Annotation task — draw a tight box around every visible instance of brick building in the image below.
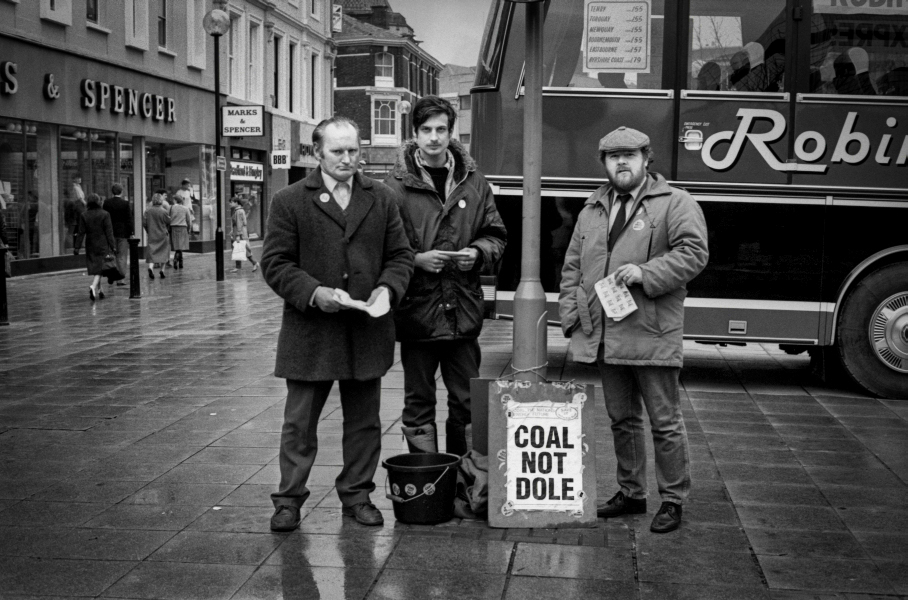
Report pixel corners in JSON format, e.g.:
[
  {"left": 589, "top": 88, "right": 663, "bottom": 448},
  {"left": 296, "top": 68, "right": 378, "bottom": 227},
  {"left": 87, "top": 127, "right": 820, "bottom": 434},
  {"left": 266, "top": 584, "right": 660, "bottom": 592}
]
[{"left": 333, "top": 0, "right": 442, "bottom": 176}]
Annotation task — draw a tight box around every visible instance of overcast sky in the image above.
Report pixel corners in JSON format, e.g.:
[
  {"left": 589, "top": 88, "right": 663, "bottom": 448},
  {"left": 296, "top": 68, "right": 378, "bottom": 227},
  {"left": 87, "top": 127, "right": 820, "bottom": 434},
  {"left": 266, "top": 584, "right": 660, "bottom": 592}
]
[{"left": 390, "top": 0, "right": 494, "bottom": 67}]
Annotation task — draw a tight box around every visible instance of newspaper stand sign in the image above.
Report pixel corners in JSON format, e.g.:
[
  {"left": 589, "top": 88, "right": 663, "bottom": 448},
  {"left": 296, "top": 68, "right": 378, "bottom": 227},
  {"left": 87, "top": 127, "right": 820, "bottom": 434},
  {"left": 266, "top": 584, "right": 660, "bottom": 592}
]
[{"left": 488, "top": 381, "right": 597, "bottom": 529}]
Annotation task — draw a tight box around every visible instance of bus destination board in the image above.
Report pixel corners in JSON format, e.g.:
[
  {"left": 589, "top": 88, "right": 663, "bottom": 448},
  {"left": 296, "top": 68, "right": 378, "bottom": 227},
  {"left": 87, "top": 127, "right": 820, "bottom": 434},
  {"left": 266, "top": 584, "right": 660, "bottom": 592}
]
[{"left": 583, "top": 0, "right": 651, "bottom": 75}]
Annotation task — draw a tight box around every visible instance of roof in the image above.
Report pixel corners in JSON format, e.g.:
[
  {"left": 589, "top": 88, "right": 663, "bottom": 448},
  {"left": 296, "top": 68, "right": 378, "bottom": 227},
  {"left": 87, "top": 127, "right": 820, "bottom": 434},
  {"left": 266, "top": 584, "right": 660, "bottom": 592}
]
[
  {"left": 335, "top": 14, "right": 404, "bottom": 42},
  {"left": 336, "top": 0, "right": 391, "bottom": 14},
  {"left": 442, "top": 64, "right": 476, "bottom": 76}
]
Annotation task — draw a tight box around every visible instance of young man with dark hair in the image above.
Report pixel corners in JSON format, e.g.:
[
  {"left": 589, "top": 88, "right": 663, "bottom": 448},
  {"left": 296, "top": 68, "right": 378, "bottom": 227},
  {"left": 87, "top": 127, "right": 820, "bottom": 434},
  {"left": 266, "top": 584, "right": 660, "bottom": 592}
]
[{"left": 384, "top": 95, "right": 507, "bottom": 456}]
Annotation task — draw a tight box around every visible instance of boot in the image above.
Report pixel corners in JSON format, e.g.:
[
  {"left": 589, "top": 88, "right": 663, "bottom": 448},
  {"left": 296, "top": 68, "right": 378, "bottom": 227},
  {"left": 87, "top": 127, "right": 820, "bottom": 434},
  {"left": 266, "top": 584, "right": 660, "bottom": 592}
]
[
  {"left": 401, "top": 424, "right": 437, "bottom": 453},
  {"left": 445, "top": 422, "right": 469, "bottom": 457}
]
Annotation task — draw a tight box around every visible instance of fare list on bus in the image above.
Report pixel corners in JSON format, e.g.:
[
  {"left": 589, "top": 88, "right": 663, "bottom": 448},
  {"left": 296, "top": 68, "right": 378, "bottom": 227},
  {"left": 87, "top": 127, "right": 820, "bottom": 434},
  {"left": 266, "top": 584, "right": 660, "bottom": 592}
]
[
  {"left": 583, "top": 0, "right": 651, "bottom": 75},
  {"left": 506, "top": 396, "right": 585, "bottom": 512}
]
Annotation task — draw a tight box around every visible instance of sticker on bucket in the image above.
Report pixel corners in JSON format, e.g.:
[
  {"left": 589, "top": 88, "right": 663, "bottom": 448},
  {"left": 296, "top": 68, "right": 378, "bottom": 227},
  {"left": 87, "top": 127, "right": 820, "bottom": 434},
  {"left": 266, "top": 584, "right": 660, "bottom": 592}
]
[
  {"left": 405, "top": 484, "right": 417, "bottom": 496},
  {"left": 392, "top": 483, "right": 400, "bottom": 496},
  {"left": 423, "top": 483, "right": 436, "bottom": 496}
]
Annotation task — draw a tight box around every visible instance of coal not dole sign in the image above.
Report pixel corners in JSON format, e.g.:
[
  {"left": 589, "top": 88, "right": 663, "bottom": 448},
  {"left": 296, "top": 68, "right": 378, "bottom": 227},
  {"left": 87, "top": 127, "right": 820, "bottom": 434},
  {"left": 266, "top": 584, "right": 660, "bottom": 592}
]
[
  {"left": 488, "top": 381, "right": 598, "bottom": 528},
  {"left": 222, "top": 105, "right": 264, "bottom": 137}
]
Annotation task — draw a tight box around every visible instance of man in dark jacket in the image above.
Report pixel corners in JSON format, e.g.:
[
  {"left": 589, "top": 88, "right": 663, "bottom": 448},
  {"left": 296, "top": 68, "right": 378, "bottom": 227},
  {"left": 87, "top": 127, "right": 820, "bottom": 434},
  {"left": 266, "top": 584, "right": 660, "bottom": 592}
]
[
  {"left": 559, "top": 127, "right": 708, "bottom": 533},
  {"left": 261, "top": 116, "right": 413, "bottom": 532},
  {"left": 103, "top": 183, "right": 133, "bottom": 285},
  {"left": 384, "top": 96, "right": 507, "bottom": 457}
]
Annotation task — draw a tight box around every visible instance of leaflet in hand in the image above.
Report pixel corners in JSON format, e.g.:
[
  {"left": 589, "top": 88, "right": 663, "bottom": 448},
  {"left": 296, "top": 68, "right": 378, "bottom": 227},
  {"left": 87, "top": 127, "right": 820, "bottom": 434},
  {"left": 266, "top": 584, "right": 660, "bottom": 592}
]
[
  {"left": 594, "top": 274, "right": 638, "bottom": 322},
  {"left": 333, "top": 287, "right": 390, "bottom": 318}
]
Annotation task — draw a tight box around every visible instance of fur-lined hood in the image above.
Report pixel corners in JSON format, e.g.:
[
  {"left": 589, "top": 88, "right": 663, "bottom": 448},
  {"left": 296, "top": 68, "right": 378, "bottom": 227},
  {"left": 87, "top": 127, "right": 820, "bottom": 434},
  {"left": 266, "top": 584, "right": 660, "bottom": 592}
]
[{"left": 388, "top": 138, "right": 477, "bottom": 189}]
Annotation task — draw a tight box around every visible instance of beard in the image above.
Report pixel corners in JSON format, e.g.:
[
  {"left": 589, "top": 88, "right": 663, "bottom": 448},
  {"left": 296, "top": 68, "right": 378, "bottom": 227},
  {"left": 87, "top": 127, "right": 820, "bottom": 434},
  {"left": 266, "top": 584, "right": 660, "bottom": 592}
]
[{"left": 607, "top": 167, "right": 646, "bottom": 192}]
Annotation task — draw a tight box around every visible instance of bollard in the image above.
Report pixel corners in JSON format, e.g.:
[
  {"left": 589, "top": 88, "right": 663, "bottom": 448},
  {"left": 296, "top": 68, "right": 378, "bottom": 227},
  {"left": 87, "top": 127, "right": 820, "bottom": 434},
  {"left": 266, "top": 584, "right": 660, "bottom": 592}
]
[
  {"left": 128, "top": 238, "right": 141, "bottom": 299},
  {"left": 0, "top": 246, "right": 8, "bottom": 326}
]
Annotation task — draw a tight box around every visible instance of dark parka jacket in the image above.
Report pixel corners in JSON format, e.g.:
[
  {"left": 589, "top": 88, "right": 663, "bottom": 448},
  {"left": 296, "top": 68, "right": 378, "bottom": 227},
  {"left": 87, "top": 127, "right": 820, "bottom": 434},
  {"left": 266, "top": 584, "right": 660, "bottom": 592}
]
[
  {"left": 558, "top": 173, "right": 708, "bottom": 367},
  {"left": 261, "top": 169, "right": 414, "bottom": 381},
  {"left": 384, "top": 139, "right": 507, "bottom": 342}
]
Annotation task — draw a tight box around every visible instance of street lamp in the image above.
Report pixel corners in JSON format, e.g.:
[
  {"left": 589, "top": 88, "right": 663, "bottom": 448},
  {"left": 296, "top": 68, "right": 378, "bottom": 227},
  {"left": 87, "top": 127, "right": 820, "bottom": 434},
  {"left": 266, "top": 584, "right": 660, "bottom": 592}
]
[{"left": 203, "top": 7, "right": 230, "bottom": 282}]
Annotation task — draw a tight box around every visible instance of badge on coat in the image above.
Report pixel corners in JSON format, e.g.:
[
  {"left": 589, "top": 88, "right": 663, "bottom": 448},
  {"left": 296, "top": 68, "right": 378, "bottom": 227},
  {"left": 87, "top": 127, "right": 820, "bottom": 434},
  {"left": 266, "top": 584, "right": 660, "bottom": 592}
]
[
  {"left": 458, "top": 199, "right": 466, "bottom": 209},
  {"left": 632, "top": 219, "right": 645, "bottom": 231},
  {"left": 319, "top": 193, "right": 330, "bottom": 203}
]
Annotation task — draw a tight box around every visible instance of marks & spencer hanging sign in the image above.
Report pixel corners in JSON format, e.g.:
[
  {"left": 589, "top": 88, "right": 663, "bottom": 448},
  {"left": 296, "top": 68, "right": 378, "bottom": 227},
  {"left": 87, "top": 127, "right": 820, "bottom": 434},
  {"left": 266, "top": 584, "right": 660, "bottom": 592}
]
[
  {"left": 488, "top": 381, "right": 598, "bottom": 529},
  {"left": 222, "top": 106, "right": 264, "bottom": 137}
]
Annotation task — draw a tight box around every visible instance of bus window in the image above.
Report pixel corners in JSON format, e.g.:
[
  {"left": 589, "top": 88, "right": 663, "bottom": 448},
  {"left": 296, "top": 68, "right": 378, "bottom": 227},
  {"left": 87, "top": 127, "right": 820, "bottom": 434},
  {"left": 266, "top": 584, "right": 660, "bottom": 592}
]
[
  {"left": 543, "top": 0, "right": 666, "bottom": 89},
  {"left": 809, "top": 0, "right": 908, "bottom": 96},
  {"left": 474, "top": 0, "right": 514, "bottom": 90},
  {"left": 688, "top": 0, "right": 786, "bottom": 92}
]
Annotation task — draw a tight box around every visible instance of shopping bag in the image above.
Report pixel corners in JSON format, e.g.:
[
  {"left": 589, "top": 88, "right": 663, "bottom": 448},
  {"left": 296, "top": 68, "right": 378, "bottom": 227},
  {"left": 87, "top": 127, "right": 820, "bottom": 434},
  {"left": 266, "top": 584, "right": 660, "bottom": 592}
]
[
  {"left": 231, "top": 239, "right": 247, "bottom": 262},
  {"left": 100, "top": 253, "right": 124, "bottom": 281}
]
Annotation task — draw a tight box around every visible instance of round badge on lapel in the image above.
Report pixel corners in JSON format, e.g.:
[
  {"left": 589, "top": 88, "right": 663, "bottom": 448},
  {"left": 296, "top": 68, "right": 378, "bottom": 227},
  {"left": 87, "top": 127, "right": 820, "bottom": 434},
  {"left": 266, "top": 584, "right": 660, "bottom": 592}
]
[
  {"left": 319, "top": 193, "right": 330, "bottom": 203},
  {"left": 632, "top": 219, "right": 645, "bottom": 231},
  {"left": 458, "top": 199, "right": 466, "bottom": 209}
]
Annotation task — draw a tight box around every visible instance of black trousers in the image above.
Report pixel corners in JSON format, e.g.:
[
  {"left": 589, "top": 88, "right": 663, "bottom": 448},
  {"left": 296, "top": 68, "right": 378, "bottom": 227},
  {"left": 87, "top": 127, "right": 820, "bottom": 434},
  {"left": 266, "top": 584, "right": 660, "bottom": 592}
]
[{"left": 271, "top": 378, "right": 382, "bottom": 509}]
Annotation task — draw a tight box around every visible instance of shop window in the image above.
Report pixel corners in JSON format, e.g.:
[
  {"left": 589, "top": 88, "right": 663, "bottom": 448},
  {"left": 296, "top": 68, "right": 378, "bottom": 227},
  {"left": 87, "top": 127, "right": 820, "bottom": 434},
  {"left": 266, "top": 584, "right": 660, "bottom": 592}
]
[
  {"left": 125, "top": 0, "right": 149, "bottom": 51},
  {"left": 809, "top": 1, "right": 908, "bottom": 96},
  {"left": 40, "top": 0, "right": 72, "bottom": 26},
  {"left": 375, "top": 52, "right": 394, "bottom": 87},
  {"left": 687, "top": 0, "right": 785, "bottom": 92}
]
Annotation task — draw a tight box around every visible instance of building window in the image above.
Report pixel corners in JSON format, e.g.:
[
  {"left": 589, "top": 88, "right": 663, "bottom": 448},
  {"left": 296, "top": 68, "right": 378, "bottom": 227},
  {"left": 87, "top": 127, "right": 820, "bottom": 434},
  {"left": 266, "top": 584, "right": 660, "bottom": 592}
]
[
  {"left": 125, "top": 0, "right": 148, "bottom": 50},
  {"left": 375, "top": 52, "right": 394, "bottom": 88},
  {"left": 86, "top": 0, "right": 98, "bottom": 23},
  {"left": 459, "top": 94, "right": 471, "bottom": 110},
  {"left": 157, "top": 0, "right": 166, "bottom": 48},
  {"left": 310, "top": 52, "right": 318, "bottom": 119},
  {"left": 248, "top": 20, "right": 261, "bottom": 101},
  {"left": 273, "top": 35, "right": 282, "bottom": 109},
  {"left": 289, "top": 41, "right": 299, "bottom": 114},
  {"left": 41, "top": 0, "right": 73, "bottom": 26},
  {"left": 310, "top": 0, "right": 318, "bottom": 17},
  {"left": 228, "top": 14, "right": 240, "bottom": 95},
  {"left": 372, "top": 99, "right": 397, "bottom": 145},
  {"left": 460, "top": 133, "right": 471, "bottom": 145},
  {"left": 186, "top": 0, "right": 206, "bottom": 69}
]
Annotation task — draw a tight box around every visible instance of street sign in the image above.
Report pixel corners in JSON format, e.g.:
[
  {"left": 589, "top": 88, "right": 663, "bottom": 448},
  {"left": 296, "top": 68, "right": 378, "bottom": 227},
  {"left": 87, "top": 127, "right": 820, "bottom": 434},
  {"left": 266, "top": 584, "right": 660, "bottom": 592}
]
[
  {"left": 216, "top": 156, "right": 227, "bottom": 172},
  {"left": 271, "top": 150, "right": 291, "bottom": 169},
  {"left": 222, "top": 105, "right": 264, "bottom": 137}
]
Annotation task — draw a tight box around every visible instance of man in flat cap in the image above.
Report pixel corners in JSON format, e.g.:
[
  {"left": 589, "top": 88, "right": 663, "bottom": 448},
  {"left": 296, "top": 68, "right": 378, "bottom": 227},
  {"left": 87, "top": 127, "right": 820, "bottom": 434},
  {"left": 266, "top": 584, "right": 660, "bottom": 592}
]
[{"left": 558, "top": 126, "right": 708, "bottom": 533}]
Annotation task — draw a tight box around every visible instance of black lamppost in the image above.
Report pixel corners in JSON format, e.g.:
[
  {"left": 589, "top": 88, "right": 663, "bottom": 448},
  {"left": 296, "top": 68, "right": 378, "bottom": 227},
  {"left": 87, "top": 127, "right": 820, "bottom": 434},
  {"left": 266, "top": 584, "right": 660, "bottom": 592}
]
[{"left": 203, "top": 7, "right": 230, "bottom": 282}]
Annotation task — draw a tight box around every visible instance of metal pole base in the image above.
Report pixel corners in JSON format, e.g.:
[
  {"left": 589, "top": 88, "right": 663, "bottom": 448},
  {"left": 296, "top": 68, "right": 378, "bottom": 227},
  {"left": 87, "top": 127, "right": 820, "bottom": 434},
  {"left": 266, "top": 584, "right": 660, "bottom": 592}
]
[
  {"left": 215, "top": 228, "right": 225, "bottom": 281},
  {"left": 128, "top": 238, "right": 142, "bottom": 299},
  {"left": 513, "top": 279, "right": 547, "bottom": 381},
  {"left": 0, "top": 247, "right": 9, "bottom": 325}
]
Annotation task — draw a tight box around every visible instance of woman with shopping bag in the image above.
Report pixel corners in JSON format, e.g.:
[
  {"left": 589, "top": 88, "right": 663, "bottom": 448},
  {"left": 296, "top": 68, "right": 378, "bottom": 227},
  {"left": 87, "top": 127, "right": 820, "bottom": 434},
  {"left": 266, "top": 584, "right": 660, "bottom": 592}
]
[
  {"left": 73, "top": 193, "right": 116, "bottom": 301},
  {"left": 229, "top": 196, "right": 258, "bottom": 273}
]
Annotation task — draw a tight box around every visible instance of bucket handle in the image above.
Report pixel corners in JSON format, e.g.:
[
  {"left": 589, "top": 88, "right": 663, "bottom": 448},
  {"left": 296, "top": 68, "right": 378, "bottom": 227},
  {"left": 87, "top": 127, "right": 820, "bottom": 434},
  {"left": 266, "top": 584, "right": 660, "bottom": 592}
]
[{"left": 384, "top": 465, "right": 451, "bottom": 504}]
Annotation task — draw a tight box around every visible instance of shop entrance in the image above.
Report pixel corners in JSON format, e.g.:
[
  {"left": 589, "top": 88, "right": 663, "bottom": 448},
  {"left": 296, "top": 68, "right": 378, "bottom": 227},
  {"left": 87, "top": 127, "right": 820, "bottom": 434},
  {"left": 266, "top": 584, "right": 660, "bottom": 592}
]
[{"left": 230, "top": 181, "right": 262, "bottom": 240}]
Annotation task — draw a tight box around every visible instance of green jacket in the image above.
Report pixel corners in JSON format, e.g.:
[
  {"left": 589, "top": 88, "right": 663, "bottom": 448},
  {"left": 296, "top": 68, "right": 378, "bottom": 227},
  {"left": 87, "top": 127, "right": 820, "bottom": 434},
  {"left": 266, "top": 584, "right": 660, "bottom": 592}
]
[{"left": 558, "top": 173, "right": 708, "bottom": 367}]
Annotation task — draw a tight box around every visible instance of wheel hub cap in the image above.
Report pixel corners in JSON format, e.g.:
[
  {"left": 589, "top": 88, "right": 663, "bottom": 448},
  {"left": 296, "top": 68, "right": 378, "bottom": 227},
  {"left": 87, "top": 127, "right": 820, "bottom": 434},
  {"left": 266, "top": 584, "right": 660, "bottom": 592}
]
[{"left": 870, "top": 292, "right": 908, "bottom": 373}]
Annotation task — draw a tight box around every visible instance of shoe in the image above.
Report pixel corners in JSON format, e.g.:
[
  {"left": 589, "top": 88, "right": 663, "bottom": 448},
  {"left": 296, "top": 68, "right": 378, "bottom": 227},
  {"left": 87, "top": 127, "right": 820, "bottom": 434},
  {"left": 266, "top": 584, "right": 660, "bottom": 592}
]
[
  {"left": 270, "top": 505, "right": 301, "bottom": 532},
  {"left": 342, "top": 502, "right": 384, "bottom": 526},
  {"left": 230, "top": 268, "right": 239, "bottom": 273},
  {"left": 650, "top": 502, "right": 682, "bottom": 533},
  {"left": 89, "top": 286, "right": 96, "bottom": 301},
  {"left": 597, "top": 491, "right": 647, "bottom": 518},
  {"left": 98, "top": 289, "right": 105, "bottom": 299},
  {"left": 159, "top": 271, "right": 165, "bottom": 279},
  {"left": 116, "top": 281, "right": 126, "bottom": 286},
  {"left": 252, "top": 263, "right": 258, "bottom": 272},
  {"left": 148, "top": 268, "right": 154, "bottom": 280}
]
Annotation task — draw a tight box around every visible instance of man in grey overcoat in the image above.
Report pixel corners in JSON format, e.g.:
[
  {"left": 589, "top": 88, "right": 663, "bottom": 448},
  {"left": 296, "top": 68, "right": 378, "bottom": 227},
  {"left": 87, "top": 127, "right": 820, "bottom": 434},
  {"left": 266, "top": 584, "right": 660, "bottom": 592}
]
[
  {"left": 261, "top": 117, "right": 414, "bottom": 531},
  {"left": 559, "top": 127, "right": 708, "bottom": 533}
]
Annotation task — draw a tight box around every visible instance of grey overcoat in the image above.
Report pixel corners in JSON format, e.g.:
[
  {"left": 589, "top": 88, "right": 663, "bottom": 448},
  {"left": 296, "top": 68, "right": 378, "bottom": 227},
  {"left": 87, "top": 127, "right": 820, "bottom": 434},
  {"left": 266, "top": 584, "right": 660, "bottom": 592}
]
[{"left": 261, "top": 168, "right": 414, "bottom": 381}]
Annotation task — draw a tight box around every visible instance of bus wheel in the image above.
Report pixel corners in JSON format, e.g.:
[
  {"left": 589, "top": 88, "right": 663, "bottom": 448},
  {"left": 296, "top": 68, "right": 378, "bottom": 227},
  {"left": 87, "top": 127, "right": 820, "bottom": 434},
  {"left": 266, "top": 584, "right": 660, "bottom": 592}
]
[{"left": 837, "top": 262, "right": 908, "bottom": 399}]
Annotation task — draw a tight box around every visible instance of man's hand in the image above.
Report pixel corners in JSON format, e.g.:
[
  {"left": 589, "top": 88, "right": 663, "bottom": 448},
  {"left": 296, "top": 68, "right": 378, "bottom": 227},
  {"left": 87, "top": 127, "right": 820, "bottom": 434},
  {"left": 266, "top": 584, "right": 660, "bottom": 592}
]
[
  {"left": 454, "top": 247, "right": 479, "bottom": 271},
  {"left": 613, "top": 264, "right": 643, "bottom": 286},
  {"left": 415, "top": 250, "right": 451, "bottom": 274},
  {"left": 366, "top": 285, "right": 390, "bottom": 307},
  {"left": 313, "top": 286, "right": 345, "bottom": 313}
]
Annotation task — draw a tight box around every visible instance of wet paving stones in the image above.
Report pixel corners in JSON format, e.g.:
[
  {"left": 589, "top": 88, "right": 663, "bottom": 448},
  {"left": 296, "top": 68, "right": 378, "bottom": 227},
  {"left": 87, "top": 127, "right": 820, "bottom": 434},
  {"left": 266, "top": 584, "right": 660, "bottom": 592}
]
[{"left": 0, "top": 254, "right": 906, "bottom": 597}]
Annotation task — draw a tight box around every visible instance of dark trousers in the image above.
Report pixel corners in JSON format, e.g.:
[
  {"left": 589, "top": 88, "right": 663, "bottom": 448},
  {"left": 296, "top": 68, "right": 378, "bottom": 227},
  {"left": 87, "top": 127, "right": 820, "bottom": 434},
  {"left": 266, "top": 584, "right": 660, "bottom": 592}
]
[
  {"left": 400, "top": 338, "right": 480, "bottom": 455},
  {"left": 271, "top": 378, "right": 382, "bottom": 509}
]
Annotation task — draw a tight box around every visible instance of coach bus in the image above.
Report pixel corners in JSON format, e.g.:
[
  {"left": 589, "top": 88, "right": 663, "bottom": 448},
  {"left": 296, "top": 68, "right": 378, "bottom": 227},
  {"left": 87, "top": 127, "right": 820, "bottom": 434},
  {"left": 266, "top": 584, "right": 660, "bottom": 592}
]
[{"left": 470, "top": 0, "right": 908, "bottom": 398}]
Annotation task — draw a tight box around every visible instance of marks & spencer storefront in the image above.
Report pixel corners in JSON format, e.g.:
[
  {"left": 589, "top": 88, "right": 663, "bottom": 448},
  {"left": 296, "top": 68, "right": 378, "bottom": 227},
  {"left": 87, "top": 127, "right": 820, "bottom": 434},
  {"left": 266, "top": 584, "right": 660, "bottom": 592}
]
[{"left": 0, "top": 37, "right": 216, "bottom": 276}]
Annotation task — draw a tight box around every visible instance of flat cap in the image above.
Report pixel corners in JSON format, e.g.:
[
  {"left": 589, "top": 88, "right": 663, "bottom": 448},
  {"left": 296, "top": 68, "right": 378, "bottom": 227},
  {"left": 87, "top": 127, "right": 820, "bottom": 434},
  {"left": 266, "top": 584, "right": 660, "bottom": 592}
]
[
  {"left": 598, "top": 126, "right": 650, "bottom": 153},
  {"left": 181, "top": 178, "right": 191, "bottom": 184}
]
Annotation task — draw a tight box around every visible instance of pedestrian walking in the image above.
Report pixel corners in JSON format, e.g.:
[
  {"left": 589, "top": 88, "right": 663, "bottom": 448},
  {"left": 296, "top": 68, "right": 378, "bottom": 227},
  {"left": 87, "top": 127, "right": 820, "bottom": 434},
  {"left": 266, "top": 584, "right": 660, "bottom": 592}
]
[
  {"left": 73, "top": 193, "right": 115, "bottom": 301},
  {"left": 64, "top": 175, "right": 87, "bottom": 252},
  {"left": 169, "top": 196, "right": 193, "bottom": 270},
  {"left": 383, "top": 95, "right": 507, "bottom": 456},
  {"left": 260, "top": 116, "right": 413, "bottom": 532},
  {"left": 102, "top": 183, "right": 133, "bottom": 286},
  {"left": 143, "top": 193, "right": 170, "bottom": 279},
  {"left": 558, "top": 126, "right": 709, "bottom": 533},
  {"left": 229, "top": 196, "right": 258, "bottom": 273}
]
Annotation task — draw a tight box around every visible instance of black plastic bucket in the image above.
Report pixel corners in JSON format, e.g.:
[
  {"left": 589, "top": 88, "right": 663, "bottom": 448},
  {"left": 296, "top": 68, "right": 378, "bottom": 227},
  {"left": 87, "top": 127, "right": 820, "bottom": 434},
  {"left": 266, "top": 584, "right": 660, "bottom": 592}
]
[{"left": 382, "top": 452, "right": 461, "bottom": 525}]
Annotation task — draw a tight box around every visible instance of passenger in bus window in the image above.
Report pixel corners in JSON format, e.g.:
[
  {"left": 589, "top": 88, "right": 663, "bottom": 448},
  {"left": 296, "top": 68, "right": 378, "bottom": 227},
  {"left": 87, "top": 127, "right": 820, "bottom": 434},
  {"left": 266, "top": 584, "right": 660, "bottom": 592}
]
[
  {"left": 878, "top": 67, "right": 908, "bottom": 97},
  {"left": 833, "top": 48, "right": 876, "bottom": 96},
  {"left": 384, "top": 95, "right": 507, "bottom": 462},
  {"left": 695, "top": 61, "right": 722, "bottom": 91},
  {"left": 558, "top": 127, "right": 708, "bottom": 534}
]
